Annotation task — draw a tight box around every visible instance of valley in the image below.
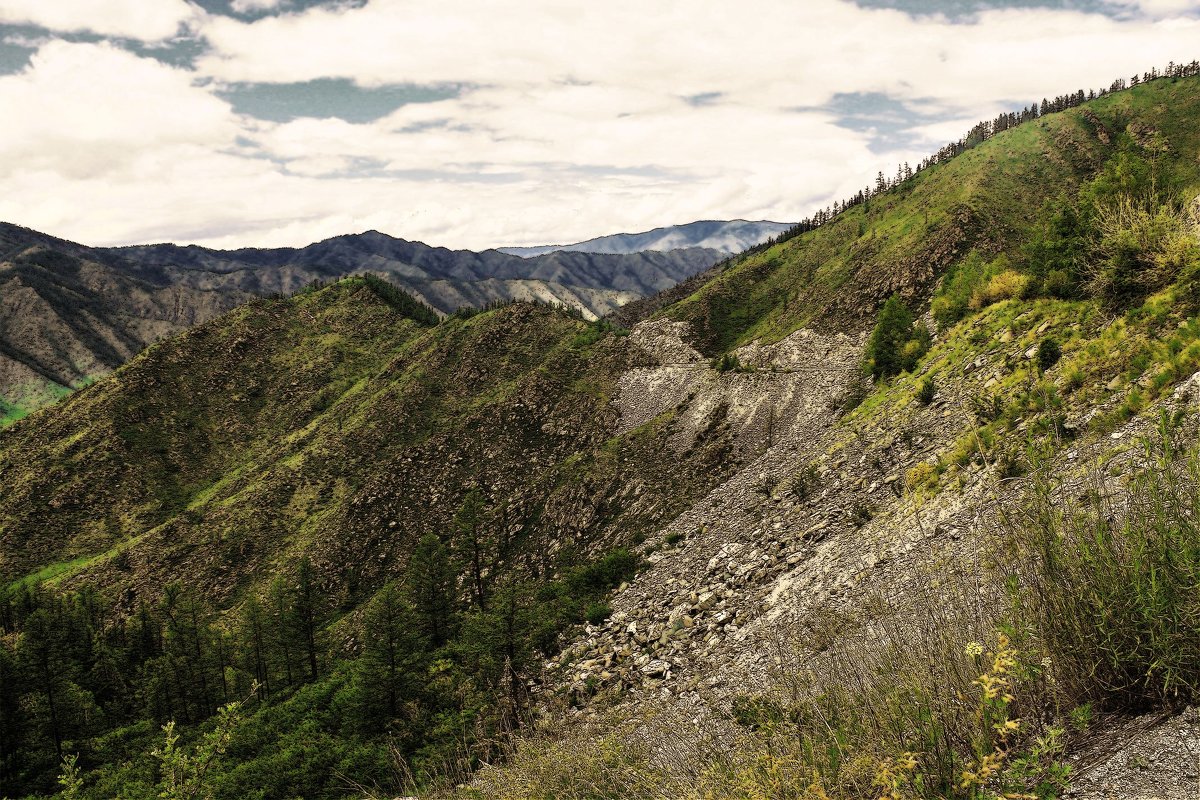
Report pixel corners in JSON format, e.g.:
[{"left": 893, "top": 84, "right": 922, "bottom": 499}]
[{"left": 3, "top": 63, "right": 1200, "bottom": 800}]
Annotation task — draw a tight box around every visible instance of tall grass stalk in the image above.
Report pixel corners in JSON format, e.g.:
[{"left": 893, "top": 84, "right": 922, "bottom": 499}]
[{"left": 1006, "top": 417, "right": 1200, "bottom": 709}]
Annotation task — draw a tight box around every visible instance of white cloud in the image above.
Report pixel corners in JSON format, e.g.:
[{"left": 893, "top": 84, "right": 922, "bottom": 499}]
[
  {"left": 0, "top": 0, "right": 199, "bottom": 41},
  {"left": 1110, "top": 0, "right": 1200, "bottom": 17},
  {"left": 0, "top": 41, "right": 237, "bottom": 180},
  {"left": 230, "top": 0, "right": 287, "bottom": 13},
  {"left": 193, "top": 1, "right": 1200, "bottom": 106},
  {"left": 0, "top": 1, "right": 1198, "bottom": 250}
]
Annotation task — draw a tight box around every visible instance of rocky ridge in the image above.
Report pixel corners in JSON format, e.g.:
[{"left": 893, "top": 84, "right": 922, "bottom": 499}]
[{"left": 541, "top": 311, "right": 1200, "bottom": 798}]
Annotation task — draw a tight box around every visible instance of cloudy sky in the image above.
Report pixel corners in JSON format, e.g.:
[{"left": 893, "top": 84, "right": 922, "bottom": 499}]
[{"left": 0, "top": 0, "right": 1196, "bottom": 250}]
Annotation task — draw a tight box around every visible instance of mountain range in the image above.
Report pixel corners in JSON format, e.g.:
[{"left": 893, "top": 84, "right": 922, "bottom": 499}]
[
  {"left": 0, "top": 221, "right": 785, "bottom": 422},
  {"left": 3, "top": 68, "right": 1200, "bottom": 800},
  {"left": 496, "top": 219, "right": 792, "bottom": 257}
]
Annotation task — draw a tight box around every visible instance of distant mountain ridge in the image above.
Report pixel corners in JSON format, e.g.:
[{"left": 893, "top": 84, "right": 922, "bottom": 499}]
[
  {"left": 497, "top": 219, "right": 793, "bottom": 257},
  {"left": 105, "top": 231, "right": 710, "bottom": 303},
  {"left": 103, "top": 230, "right": 720, "bottom": 308},
  {"left": 0, "top": 222, "right": 738, "bottom": 421},
  {"left": 0, "top": 223, "right": 246, "bottom": 424}
]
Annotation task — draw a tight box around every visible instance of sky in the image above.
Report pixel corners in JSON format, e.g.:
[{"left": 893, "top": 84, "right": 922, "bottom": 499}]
[{"left": 0, "top": 0, "right": 1196, "bottom": 250}]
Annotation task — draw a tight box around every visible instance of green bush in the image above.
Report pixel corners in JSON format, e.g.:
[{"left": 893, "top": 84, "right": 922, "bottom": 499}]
[
  {"left": 1022, "top": 200, "right": 1090, "bottom": 296},
  {"left": 711, "top": 352, "right": 748, "bottom": 373},
  {"left": 1036, "top": 338, "right": 1062, "bottom": 372},
  {"left": 916, "top": 376, "right": 936, "bottom": 405},
  {"left": 1015, "top": 428, "right": 1200, "bottom": 707},
  {"left": 1088, "top": 198, "right": 1199, "bottom": 310},
  {"left": 584, "top": 603, "right": 611, "bottom": 625},
  {"left": 970, "top": 269, "right": 1029, "bottom": 309},
  {"left": 836, "top": 375, "right": 870, "bottom": 413},
  {"left": 865, "top": 295, "right": 928, "bottom": 379},
  {"left": 932, "top": 252, "right": 1017, "bottom": 329}
]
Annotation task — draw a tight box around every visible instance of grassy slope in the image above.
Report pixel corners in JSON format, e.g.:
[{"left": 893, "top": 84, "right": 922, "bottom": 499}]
[
  {"left": 665, "top": 75, "right": 1200, "bottom": 355},
  {"left": 0, "top": 279, "right": 736, "bottom": 610},
  {"left": 5, "top": 73, "right": 1200, "bottom": 800}
]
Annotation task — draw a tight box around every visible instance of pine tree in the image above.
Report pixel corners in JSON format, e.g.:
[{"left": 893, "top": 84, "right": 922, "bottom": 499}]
[
  {"left": 291, "top": 557, "right": 322, "bottom": 682},
  {"left": 0, "top": 642, "right": 25, "bottom": 786},
  {"left": 458, "top": 581, "right": 536, "bottom": 733},
  {"left": 239, "top": 596, "right": 271, "bottom": 698},
  {"left": 407, "top": 533, "right": 458, "bottom": 647},
  {"left": 454, "top": 489, "right": 491, "bottom": 611},
  {"left": 19, "top": 607, "right": 97, "bottom": 761},
  {"left": 267, "top": 576, "right": 296, "bottom": 688},
  {"left": 865, "top": 295, "right": 926, "bottom": 380},
  {"left": 358, "top": 583, "right": 422, "bottom": 725}
]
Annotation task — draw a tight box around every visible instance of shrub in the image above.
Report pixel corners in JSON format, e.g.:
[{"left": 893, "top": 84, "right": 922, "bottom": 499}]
[
  {"left": 995, "top": 444, "right": 1027, "bottom": 480},
  {"left": 904, "top": 461, "right": 938, "bottom": 494},
  {"left": 584, "top": 603, "right": 611, "bottom": 625},
  {"left": 933, "top": 251, "right": 991, "bottom": 329},
  {"left": 916, "top": 376, "right": 936, "bottom": 405},
  {"left": 1036, "top": 338, "right": 1062, "bottom": 372},
  {"left": 1088, "top": 197, "right": 1199, "bottom": 309},
  {"left": 835, "top": 375, "right": 870, "bottom": 413},
  {"left": 571, "top": 319, "right": 628, "bottom": 348},
  {"left": 1013, "top": 429, "right": 1200, "bottom": 707},
  {"left": 1041, "top": 268, "right": 1078, "bottom": 299},
  {"left": 865, "top": 295, "right": 928, "bottom": 379},
  {"left": 969, "top": 269, "right": 1030, "bottom": 310},
  {"left": 564, "top": 549, "right": 641, "bottom": 596},
  {"left": 849, "top": 502, "right": 873, "bottom": 526},
  {"left": 712, "top": 352, "right": 747, "bottom": 373},
  {"left": 789, "top": 463, "right": 821, "bottom": 502}
]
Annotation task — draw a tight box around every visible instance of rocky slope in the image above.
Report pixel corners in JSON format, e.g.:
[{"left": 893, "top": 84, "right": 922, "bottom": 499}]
[
  {"left": 5, "top": 73, "right": 1200, "bottom": 799},
  {"left": 0, "top": 225, "right": 246, "bottom": 424}
]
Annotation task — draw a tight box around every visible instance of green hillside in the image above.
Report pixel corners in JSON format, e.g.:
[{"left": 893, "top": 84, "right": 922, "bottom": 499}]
[
  {"left": 666, "top": 75, "right": 1200, "bottom": 354},
  {"left": 3, "top": 73, "right": 1200, "bottom": 800},
  {"left": 0, "top": 278, "right": 739, "bottom": 798}
]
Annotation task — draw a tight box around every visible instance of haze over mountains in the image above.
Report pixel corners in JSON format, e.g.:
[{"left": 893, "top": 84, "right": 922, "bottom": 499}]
[
  {"left": 497, "top": 219, "right": 792, "bottom": 258},
  {"left": 0, "top": 219, "right": 785, "bottom": 422}
]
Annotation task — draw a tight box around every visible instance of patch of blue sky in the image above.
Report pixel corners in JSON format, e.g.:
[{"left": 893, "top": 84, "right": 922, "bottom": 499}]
[
  {"left": 191, "top": 0, "right": 367, "bottom": 20},
  {"left": 0, "top": 22, "right": 207, "bottom": 71},
  {"left": 0, "top": 33, "right": 37, "bottom": 74},
  {"left": 683, "top": 92, "right": 724, "bottom": 107},
  {"left": 848, "top": 0, "right": 1142, "bottom": 20},
  {"left": 219, "top": 78, "right": 463, "bottom": 124},
  {"left": 796, "top": 91, "right": 955, "bottom": 153}
]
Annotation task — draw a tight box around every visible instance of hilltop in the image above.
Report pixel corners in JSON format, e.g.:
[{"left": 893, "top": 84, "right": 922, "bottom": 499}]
[{"left": 2, "top": 69, "right": 1200, "bottom": 799}]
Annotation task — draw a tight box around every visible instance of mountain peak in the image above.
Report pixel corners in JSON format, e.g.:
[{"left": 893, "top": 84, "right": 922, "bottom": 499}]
[{"left": 497, "top": 219, "right": 794, "bottom": 257}]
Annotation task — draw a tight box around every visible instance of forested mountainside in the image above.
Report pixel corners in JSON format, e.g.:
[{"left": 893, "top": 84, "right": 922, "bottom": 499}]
[
  {"left": 0, "top": 226, "right": 723, "bottom": 423},
  {"left": 3, "top": 68, "right": 1200, "bottom": 800},
  {"left": 496, "top": 220, "right": 792, "bottom": 258}
]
